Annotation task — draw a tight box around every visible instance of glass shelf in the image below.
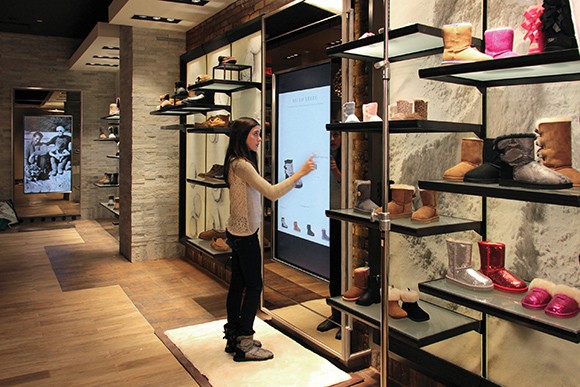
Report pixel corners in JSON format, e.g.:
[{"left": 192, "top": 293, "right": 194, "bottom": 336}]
[
  {"left": 186, "top": 177, "right": 227, "bottom": 188},
  {"left": 326, "top": 208, "right": 481, "bottom": 237},
  {"left": 150, "top": 103, "right": 231, "bottom": 116},
  {"left": 325, "top": 23, "right": 477, "bottom": 63},
  {"left": 419, "top": 279, "right": 580, "bottom": 343},
  {"left": 94, "top": 183, "right": 119, "bottom": 188},
  {"left": 326, "top": 120, "right": 482, "bottom": 135},
  {"left": 419, "top": 180, "right": 580, "bottom": 207},
  {"left": 183, "top": 237, "right": 231, "bottom": 259},
  {"left": 106, "top": 155, "right": 119, "bottom": 159},
  {"left": 99, "top": 202, "right": 119, "bottom": 217},
  {"left": 190, "top": 79, "right": 261, "bottom": 94},
  {"left": 418, "top": 49, "right": 580, "bottom": 87},
  {"left": 101, "top": 114, "right": 120, "bottom": 120},
  {"left": 327, "top": 296, "right": 480, "bottom": 347},
  {"left": 94, "top": 138, "right": 118, "bottom": 142},
  {"left": 159, "top": 124, "right": 231, "bottom": 134}
]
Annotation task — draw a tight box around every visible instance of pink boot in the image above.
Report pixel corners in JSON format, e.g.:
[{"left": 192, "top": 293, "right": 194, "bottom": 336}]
[
  {"left": 484, "top": 28, "right": 519, "bottom": 59},
  {"left": 362, "top": 102, "right": 382, "bottom": 122},
  {"left": 521, "top": 4, "right": 545, "bottom": 54},
  {"left": 478, "top": 241, "right": 528, "bottom": 293}
]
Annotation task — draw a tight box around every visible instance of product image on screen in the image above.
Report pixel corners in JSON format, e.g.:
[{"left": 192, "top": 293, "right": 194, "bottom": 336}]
[
  {"left": 275, "top": 62, "right": 331, "bottom": 279},
  {"left": 23, "top": 115, "right": 73, "bottom": 194}
]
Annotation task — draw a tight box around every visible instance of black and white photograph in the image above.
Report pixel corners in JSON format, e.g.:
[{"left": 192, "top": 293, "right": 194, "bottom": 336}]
[{"left": 23, "top": 115, "right": 73, "bottom": 194}]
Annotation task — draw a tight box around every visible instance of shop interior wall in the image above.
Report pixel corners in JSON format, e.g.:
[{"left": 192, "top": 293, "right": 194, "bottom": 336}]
[
  {"left": 0, "top": 31, "right": 118, "bottom": 219},
  {"left": 387, "top": 0, "right": 579, "bottom": 385}
]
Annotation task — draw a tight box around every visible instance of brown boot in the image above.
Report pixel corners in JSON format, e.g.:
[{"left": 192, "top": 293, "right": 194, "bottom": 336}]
[
  {"left": 443, "top": 138, "right": 483, "bottom": 181},
  {"left": 387, "top": 184, "right": 414, "bottom": 218},
  {"left": 388, "top": 286, "right": 408, "bottom": 319},
  {"left": 342, "top": 266, "right": 369, "bottom": 301},
  {"left": 535, "top": 118, "right": 580, "bottom": 187},
  {"left": 442, "top": 23, "right": 493, "bottom": 64},
  {"left": 411, "top": 189, "right": 439, "bottom": 223}
]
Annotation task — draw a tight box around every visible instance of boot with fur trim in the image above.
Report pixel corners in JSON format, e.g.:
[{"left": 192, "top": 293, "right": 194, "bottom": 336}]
[
  {"left": 233, "top": 335, "right": 273, "bottom": 362},
  {"left": 442, "top": 22, "right": 493, "bottom": 63},
  {"left": 354, "top": 180, "right": 379, "bottom": 214},
  {"left": 544, "top": 284, "right": 580, "bottom": 318},
  {"left": 356, "top": 274, "right": 381, "bottom": 306},
  {"left": 444, "top": 137, "right": 483, "bottom": 181},
  {"left": 388, "top": 286, "right": 408, "bottom": 319},
  {"left": 521, "top": 278, "right": 556, "bottom": 310},
  {"left": 387, "top": 184, "right": 415, "bottom": 218},
  {"left": 343, "top": 266, "right": 369, "bottom": 301},
  {"left": 411, "top": 189, "right": 439, "bottom": 223},
  {"left": 400, "top": 289, "right": 430, "bottom": 322},
  {"left": 535, "top": 117, "right": 580, "bottom": 187}
]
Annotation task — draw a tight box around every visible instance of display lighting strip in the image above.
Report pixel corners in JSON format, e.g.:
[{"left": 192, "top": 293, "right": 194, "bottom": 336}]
[
  {"left": 86, "top": 62, "right": 119, "bottom": 67},
  {"left": 93, "top": 55, "right": 120, "bottom": 60},
  {"left": 286, "top": 53, "right": 300, "bottom": 60},
  {"left": 132, "top": 15, "right": 181, "bottom": 24},
  {"left": 162, "top": 0, "right": 208, "bottom": 5},
  {"left": 102, "top": 45, "right": 120, "bottom": 50}
]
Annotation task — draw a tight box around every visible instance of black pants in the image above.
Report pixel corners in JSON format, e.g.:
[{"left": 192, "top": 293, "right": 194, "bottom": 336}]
[{"left": 226, "top": 229, "right": 262, "bottom": 336}]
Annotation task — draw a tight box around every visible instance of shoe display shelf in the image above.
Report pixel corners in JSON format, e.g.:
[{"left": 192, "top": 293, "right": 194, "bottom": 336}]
[
  {"left": 186, "top": 177, "right": 227, "bottom": 189},
  {"left": 95, "top": 114, "right": 120, "bottom": 219},
  {"left": 94, "top": 182, "right": 119, "bottom": 188},
  {"left": 182, "top": 237, "right": 232, "bottom": 284},
  {"left": 150, "top": 103, "right": 231, "bottom": 116},
  {"left": 99, "top": 201, "right": 119, "bottom": 217},
  {"left": 326, "top": 120, "right": 482, "bottom": 136},
  {"left": 212, "top": 63, "right": 253, "bottom": 81}
]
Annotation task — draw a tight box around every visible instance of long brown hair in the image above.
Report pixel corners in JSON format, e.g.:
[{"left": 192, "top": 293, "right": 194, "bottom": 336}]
[{"left": 223, "top": 117, "right": 259, "bottom": 186}]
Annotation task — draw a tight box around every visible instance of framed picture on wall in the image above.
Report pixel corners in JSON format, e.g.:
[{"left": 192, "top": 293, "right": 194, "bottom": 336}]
[{"left": 23, "top": 115, "right": 73, "bottom": 194}]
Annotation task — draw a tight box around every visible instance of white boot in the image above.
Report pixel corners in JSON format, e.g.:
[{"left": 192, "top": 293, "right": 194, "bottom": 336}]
[
  {"left": 363, "top": 102, "right": 382, "bottom": 122},
  {"left": 343, "top": 101, "right": 360, "bottom": 123}
]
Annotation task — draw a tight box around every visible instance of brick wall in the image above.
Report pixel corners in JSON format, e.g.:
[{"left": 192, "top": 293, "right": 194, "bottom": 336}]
[
  {"left": 0, "top": 32, "right": 118, "bottom": 219},
  {"left": 118, "top": 26, "right": 185, "bottom": 261}
]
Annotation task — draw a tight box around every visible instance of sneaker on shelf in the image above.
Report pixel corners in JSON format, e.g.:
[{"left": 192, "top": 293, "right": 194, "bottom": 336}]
[
  {"left": 218, "top": 56, "right": 237, "bottom": 65},
  {"left": 198, "top": 164, "right": 224, "bottom": 181}
]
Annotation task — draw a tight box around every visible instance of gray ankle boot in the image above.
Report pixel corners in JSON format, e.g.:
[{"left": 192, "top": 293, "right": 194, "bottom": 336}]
[
  {"left": 493, "top": 133, "right": 572, "bottom": 189},
  {"left": 233, "top": 335, "right": 273, "bottom": 362},
  {"left": 353, "top": 180, "right": 379, "bottom": 214}
]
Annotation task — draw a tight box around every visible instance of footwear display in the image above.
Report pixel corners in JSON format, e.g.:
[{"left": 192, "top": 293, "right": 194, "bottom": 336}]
[
  {"left": 198, "top": 164, "right": 224, "bottom": 181},
  {"left": 400, "top": 289, "right": 430, "bottom": 322},
  {"left": 343, "top": 101, "right": 360, "bottom": 122},
  {"left": 109, "top": 102, "right": 119, "bottom": 116},
  {"left": 194, "top": 114, "right": 230, "bottom": 129},
  {"left": 484, "top": 27, "right": 519, "bottom": 58},
  {"left": 411, "top": 189, "right": 439, "bottom": 223},
  {"left": 362, "top": 102, "right": 382, "bottom": 122},
  {"left": 446, "top": 239, "right": 494, "bottom": 291},
  {"left": 233, "top": 335, "right": 273, "bottom": 362},
  {"left": 535, "top": 117, "right": 580, "bottom": 187},
  {"left": 540, "top": 0, "right": 578, "bottom": 51},
  {"left": 306, "top": 224, "right": 315, "bottom": 237},
  {"left": 521, "top": 278, "right": 556, "bottom": 310},
  {"left": 173, "top": 81, "right": 188, "bottom": 99},
  {"left": 441, "top": 22, "right": 493, "bottom": 63},
  {"left": 463, "top": 138, "right": 501, "bottom": 184},
  {"left": 522, "top": 4, "right": 545, "bottom": 53},
  {"left": 478, "top": 241, "right": 528, "bottom": 293},
  {"left": 98, "top": 173, "right": 112, "bottom": 184},
  {"left": 113, "top": 197, "right": 120, "bottom": 210},
  {"left": 443, "top": 137, "right": 483, "bottom": 181},
  {"left": 321, "top": 228, "right": 329, "bottom": 241},
  {"left": 281, "top": 217, "right": 288, "bottom": 228},
  {"left": 159, "top": 93, "right": 172, "bottom": 109},
  {"left": 284, "top": 159, "right": 303, "bottom": 188},
  {"left": 293, "top": 221, "right": 300, "bottom": 232},
  {"left": 196, "top": 74, "right": 212, "bottom": 84},
  {"left": 316, "top": 314, "right": 340, "bottom": 332},
  {"left": 353, "top": 180, "right": 379, "bottom": 214},
  {"left": 110, "top": 172, "right": 119, "bottom": 185},
  {"left": 389, "top": 99, "right": 429, "bottom": 120},
  {"left": 356, "top": 274, "right": 380, "bottom": 306},
  {"left": 387, "top": 184, "right": 414, "bottom": 219},
  {"left": 218, "top": 56, "right": 237, "bottom": 65},
  {"left": 543, "top": 284, "right": 580, "bottom": 318},
  {"left": 342, "top": 266, "right": 369, "bottom": 301},
  {"left": 223, "top": 324, "right": 261, "bottom": 354},
  {"left": 198, "top": 229, "right": 226, "bottom": 241},
  {"left": 210, "top": 237, "right": 229, "bottom": 251},
  {"left": 107, "top": 195, "right": 115, "bottom": 206},
  {"left": 493, "top": 133, "right": 572, "bottom": 189},
  {"left": 388, "top": 286, "right": 408, "bottom": 319}
]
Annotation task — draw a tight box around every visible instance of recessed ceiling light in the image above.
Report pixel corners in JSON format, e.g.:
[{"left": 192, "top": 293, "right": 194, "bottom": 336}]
[
  {"left": 102, "top": 46, "right": 120, "bottom": 50},
  {"left": 93, "top": 55, "right": 120, "bottom": 60},
  {"left": 162, "top": 0, "right": 209, "bottom": 6},
  {"left": 131, "top": 15, "right": 181, "bottom": 24},
  {"left": 86, "top": 62, "right": 119, "bottom": 67}
]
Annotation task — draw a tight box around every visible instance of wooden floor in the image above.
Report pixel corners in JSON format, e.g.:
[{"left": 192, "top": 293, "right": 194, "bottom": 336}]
[
  {"left": 12, "top": 182, "right": 80, "bottom": 221},
  {"left": 0, "top": 219, "right": 382, "bottom": 386}
]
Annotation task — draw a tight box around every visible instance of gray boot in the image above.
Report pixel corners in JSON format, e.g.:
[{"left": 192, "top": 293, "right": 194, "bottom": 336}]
[
  {"left": 445, "top": 239, "right": 493, "bottom": 291},
  {"left": 353, "top": 180, "right": 379, "bottom": 214},
  {"left": 343, "top": 101, "right": 360, "bottom": 122},
  {"left": 493, "top": 133, "right": 572, "bottom": 189},
  {"left": 233, "top": 335, "right": 273, "bottom": 362}
]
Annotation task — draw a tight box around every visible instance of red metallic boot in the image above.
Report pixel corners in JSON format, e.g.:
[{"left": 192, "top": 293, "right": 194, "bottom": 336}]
[{"left": 478, "top": 241, "right": 528, "bottom": 293}]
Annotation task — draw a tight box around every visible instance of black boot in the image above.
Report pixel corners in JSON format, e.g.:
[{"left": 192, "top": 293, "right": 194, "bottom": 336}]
[
  {"left": 316, "top": 309, "right": 341, "bottom": 332},
  {"left": 356, "top": 274, "right": 381, "bottom": 306},
  {"left": 223, "top": 324, "right": 262, "bottom": 354},
  {"left": 541, "top": 0, "right": 578, "bottom": 51},
  {"left": 464, "top": 138, "right": 501, "bottom": 184}
]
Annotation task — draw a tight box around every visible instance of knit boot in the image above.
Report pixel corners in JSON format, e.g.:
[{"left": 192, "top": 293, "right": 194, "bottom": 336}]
[
  {"left": 233, "top": 335, "right": 273, "bottom": 362},
  {"left": 343, "top": 266, "right": 369, "bottom": 301},
  {"left": 443, "top": 138, "right": 483, "bottom": 181},
  {"left": 522, "top": 4, "right": 546, "bottom": 53},
  {"left": 493, "top": 133, "right": 572, "bottom": 189},
  {"left": 400, "top": 289, "right": 430, "bottom": 322},
  {"left": 388, "top": 286, "right": 408, "bottom": 319},
  {"left": 387, "top": 184, "right": 414, "bottom": 218},
  {"left": 541, "top": 0, "right": 578, "bottom": 51},
  {"left": 353, "top": 180, "right": 379, "bottom": 214},
  {"left": 484, "top": 27, "right": 519, "bottom": 58},
  {"left": 362, "top": 102, "right": 382, "bottom": 122},
  {"left": 284, "top": 159, "right": 303, "bottom": 188},
  {"left": 478, "top": 241, "right": 528, "bottom": 293},
  {"left": 535, "top": 118, "right": 580, "bottom": 187},
  {"left": 343, "top": 101, "right": 360, "bottom": 122},
  {"left": 442, "top": 22, "right": 493, "bottom": 63},
  {"left": 464, "top": 138, "right": 501, "bottom": 184},
  {"left": 446, "top": 239, "right": 494, "bottom": 291},
  {"left": 356, "top": 274, "right": 380, "bottom": 306},
  {"left": 223, "top": 324, "right": 261, "bottom": 354},
  {"left": 411, "top": 189, "right": 439, "bottom": 223}
]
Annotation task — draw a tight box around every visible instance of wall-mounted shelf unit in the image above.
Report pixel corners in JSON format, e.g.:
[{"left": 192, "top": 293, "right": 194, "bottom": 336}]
[
  {"left": 99, "top": 202, "right": 119, "bottom": 217},
  {"left": 326, "top": 120, "right": 482, "bottom": 135},
  {"left": 186, "top": 177, "right": 227, "bottom": 188}
]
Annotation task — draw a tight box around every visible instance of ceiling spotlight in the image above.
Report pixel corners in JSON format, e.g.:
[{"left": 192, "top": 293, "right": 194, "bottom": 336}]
[
  {"left": 131, "top": 15, "right": 181, "bottom": 24},
  {"left": 285, "top": 53, "right": 300, "bottom": 60}
]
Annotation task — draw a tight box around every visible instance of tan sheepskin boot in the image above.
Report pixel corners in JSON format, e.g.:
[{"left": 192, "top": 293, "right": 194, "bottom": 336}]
[
  {"left": 442, "top": 22, "right": 493, "bottom": 64},
  {"left": 411, "top": 189, "right": 439, "bottom": 223},
  {"left": 443, "top": 137, "right": 483, "bottom": 181},
  {"left": 387, "top": 184, "right": 415, "bottom": 218}
]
